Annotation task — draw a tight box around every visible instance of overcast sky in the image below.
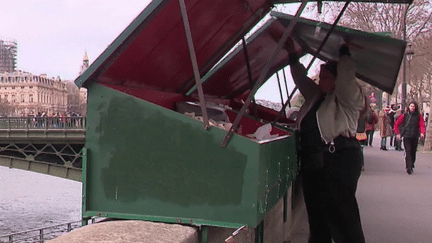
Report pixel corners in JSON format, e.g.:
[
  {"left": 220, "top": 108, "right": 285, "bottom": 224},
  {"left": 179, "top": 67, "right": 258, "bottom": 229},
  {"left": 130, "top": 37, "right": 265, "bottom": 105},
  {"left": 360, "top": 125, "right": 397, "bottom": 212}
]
[
  {"left": 1, "top": 0, "right": 302, "bottom": 102},
  {"left": 1, "top": 0, "right": 151, "bottom": 81}
]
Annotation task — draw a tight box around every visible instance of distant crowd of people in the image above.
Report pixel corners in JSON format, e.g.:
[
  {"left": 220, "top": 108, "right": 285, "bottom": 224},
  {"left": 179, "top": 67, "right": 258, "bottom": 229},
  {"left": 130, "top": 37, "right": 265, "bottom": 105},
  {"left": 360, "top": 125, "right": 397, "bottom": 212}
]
[
  {"left": 27, "top": 112, "right": 85, "bottom": 129},
  {"left": 358, "top": 101, "right": 427, "bottom": 174}
]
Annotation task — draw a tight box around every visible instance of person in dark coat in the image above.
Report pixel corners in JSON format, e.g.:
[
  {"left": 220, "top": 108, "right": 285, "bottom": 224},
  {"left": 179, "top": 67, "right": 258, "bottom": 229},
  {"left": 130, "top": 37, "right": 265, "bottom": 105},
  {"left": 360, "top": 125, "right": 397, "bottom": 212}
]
[
  {"left": 365, "top": 106, "right": 378, "bottom": 146},
  {"left": 378, "top": 108, "right": 392, "bottom": 151},
  {"left": 394, "top": 101, "right": 426, "bottom": 174},
  {"left": 393, "top": 108, "right": 404, "bottom": 151},
  {"left": 387, "top": 104, "right": 398, "bottom": 148}
]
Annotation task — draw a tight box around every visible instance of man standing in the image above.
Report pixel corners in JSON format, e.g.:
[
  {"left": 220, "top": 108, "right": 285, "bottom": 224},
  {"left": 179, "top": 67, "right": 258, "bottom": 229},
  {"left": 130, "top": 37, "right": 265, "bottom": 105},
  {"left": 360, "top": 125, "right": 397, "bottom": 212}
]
[{"left": 286, "top": 40, "right": 365, "bottom": 243}]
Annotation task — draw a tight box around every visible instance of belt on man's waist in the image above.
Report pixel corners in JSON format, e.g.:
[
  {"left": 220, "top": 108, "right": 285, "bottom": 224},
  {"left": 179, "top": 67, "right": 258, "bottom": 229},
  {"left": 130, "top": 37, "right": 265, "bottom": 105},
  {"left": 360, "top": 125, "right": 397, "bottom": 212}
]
[{"left": 324, "top": 135, "right": 360, "bottom": 153}]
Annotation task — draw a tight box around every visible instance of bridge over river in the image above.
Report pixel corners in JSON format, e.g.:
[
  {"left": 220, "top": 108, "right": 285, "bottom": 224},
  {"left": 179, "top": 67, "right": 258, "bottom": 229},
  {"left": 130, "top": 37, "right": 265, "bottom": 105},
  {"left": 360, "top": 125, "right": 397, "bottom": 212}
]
[{"left": 0, "top": 116, "right": 85, "bottom": 181}]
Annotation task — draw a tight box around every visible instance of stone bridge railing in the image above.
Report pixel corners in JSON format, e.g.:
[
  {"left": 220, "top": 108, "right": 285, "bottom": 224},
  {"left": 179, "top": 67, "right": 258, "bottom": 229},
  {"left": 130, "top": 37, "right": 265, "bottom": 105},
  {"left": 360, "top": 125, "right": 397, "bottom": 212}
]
[{"left": 0, "top": 116, "right": 86, "bottom": 130}]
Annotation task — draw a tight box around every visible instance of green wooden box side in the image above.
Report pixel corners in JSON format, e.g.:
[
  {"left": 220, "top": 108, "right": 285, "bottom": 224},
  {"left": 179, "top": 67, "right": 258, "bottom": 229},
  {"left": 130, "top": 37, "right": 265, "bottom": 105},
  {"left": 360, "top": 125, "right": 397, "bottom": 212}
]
[
  {"left": 83, "top": 83, "right": 296, "bottom": 227},
  {"left": 255, "top": 134, "right": 297, "bottom": 220}
]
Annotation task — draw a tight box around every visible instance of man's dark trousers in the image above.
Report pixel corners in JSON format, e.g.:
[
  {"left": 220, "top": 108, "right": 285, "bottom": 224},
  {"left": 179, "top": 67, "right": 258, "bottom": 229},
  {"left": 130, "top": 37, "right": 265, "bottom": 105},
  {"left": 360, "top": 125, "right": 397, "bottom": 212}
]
[{"left": 301, "top": 147, "right": 365, "bottom": 243}]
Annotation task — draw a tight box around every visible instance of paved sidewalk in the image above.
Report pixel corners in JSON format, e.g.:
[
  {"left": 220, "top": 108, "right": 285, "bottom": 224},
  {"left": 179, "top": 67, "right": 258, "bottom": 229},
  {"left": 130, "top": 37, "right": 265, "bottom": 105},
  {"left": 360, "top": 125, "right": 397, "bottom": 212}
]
[
  {"left": 290, "top": 136, "right": 432, "bottom": 243},
  {"left": 357, "top": 137, "right": 432, "bottom": 243}
]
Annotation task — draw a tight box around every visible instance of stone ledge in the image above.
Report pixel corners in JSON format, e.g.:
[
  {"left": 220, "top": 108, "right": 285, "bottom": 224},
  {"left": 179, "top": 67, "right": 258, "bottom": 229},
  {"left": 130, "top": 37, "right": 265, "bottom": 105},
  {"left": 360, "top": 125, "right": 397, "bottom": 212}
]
[{"left": 47, "top": 220, "right": 199, "bottom": 243}]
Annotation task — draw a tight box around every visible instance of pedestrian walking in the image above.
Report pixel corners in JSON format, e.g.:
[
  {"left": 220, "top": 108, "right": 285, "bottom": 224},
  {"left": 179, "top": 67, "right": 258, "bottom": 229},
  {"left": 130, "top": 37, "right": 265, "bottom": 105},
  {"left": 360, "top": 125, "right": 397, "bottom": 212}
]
[
  {"left": 387, "top": 104, "right": 398, "bottom": 148},
  {"left": 394, "top": 101, "right": 426, "bottom": 174},
  {"left": 378, "top": 107, "right": 392, "bottom": 151},
  {"left": 365, "top": 106, "right": 378, "bottom": 146},
  {"left": 393, "top": 107, "right": 404, "bottom": 151}
]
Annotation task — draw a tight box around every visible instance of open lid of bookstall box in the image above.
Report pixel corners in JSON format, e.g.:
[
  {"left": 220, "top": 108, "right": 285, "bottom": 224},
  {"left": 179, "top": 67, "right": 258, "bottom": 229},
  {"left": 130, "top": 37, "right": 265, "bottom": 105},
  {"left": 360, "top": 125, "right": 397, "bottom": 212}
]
[
  {"left": 75, "top": 0, "right": 409, "bottom": 144},
  {"left": 272, "top": 12, "right": 407, "bottom": 94},
  {"left": 74, "top": 0, "right": 274, "bottom": 95},
  {"left": 187, "top": 13, "right": 406, "bottom": 111},
  {"left": 75, "top": 0, "right": 411, "bottom": 95}
]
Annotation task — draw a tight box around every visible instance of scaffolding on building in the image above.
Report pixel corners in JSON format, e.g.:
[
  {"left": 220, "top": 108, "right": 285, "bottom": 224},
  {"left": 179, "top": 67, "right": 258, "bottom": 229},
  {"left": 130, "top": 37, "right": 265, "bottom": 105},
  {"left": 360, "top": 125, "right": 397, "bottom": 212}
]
[{"left": 0, "top": 38, "right": 18, "bottom": 73}]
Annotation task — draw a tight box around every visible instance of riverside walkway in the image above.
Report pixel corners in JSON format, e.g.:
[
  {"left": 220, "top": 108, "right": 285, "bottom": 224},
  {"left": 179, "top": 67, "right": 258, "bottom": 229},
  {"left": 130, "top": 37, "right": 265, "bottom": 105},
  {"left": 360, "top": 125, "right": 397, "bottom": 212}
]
[{"left": 290, "top": 136, "right": 432, "bottom": 243}]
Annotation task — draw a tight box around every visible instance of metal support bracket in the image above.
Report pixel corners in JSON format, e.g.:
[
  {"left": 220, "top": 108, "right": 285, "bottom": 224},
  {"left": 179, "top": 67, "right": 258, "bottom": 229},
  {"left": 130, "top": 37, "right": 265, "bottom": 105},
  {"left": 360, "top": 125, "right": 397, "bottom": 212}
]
[
  {"left": 200, "top": 226, "right": 208, "bottom": 243},
  {"left": 221, "top": 0, "right": 308, "bottom": 147},
  {"left": 178, "top": 0, "right": 210, "bottom": 130},
  {"left": 242, "top": 37, "right": 258, "bottom": 118},
  {"left": 273, "top": 1, "right": 351, "bottom": 124}
]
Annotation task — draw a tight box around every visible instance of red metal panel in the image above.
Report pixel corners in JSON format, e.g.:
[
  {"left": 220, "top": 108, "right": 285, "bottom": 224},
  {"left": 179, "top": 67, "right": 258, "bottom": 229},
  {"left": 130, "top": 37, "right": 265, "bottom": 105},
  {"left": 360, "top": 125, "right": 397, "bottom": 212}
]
[
  {"left": 101, "top": 83, "right": 188, "bottom": 110},
  {"left": 96, "top": 0, "right": 273, "bottom": 94},
  {"left": 198, "top": 20, "right": 289, "bottom": 100}
]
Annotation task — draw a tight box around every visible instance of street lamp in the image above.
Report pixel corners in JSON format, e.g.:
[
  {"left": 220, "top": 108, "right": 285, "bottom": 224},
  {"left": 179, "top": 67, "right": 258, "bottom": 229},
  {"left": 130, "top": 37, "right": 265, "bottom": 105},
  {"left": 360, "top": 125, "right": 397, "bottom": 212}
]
[{"left": 402, "top": 42, "right": 414, "bottom": 110}]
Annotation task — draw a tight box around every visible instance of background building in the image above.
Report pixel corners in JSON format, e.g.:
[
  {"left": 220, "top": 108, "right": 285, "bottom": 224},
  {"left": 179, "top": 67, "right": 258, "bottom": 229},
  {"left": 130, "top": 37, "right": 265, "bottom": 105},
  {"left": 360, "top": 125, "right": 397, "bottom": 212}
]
[
  {"left": 0, "top": 71, "right": 67, "bottom": 116},
  {"left": 0, "top": 37, "right": 90, "bottom": 117},
  {"left": 0, "top": 39, "right": 17, "bottom": 73}
]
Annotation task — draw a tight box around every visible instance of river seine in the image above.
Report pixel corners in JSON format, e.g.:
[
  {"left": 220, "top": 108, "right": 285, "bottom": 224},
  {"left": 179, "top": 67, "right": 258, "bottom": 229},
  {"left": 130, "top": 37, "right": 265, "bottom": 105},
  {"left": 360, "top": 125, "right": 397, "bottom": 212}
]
[{"left": 0, "top": 166, "right": 81, "bottom": 235}]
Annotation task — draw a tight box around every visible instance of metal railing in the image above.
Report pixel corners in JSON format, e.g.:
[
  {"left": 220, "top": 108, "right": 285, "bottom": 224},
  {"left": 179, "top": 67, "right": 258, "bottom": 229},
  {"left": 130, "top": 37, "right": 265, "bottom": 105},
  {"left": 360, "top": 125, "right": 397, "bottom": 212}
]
[
  {"left": 0, "top": 218, "right": 100, "bottom": 243},
  {"left": 0, "top": 117, "right": 86, "bottom": 130}
]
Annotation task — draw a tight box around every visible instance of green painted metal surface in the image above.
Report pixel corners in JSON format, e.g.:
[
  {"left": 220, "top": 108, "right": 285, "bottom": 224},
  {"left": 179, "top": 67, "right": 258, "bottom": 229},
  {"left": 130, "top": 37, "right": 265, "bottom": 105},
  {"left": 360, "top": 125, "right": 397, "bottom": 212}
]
[
  {"left": 82, "top": 83, "right": 296, "bottom": 227},
  {"left": 272, "top": 11, "right": 407, "bottom": 94}
]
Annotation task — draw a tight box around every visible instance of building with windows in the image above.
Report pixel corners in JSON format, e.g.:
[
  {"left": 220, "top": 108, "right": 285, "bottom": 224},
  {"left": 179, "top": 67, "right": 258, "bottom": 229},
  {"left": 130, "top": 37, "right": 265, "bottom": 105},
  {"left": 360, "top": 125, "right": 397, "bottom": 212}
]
[
  {"left": 0, "top": 71, "right": 67, "bottom": 116},
  {"left": 0, "top": 36, "right": 88, "bottom": 116}
]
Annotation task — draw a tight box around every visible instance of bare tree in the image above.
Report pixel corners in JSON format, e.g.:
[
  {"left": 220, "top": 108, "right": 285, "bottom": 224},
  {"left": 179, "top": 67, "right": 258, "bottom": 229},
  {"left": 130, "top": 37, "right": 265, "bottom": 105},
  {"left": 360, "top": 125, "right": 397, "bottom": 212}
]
[
  {"left": 340, "top": 2, "right": 432, "bottom": 151},
  {"left": 415, "top": 33, "right": 432, "bottom": 150},
  {"left": 410, "top": 33, "right": 432, "bottom": 105},
  {"left": 312, "top": 1, "right": 432, "bottom": 40},
  {"left": 425, "top": 92, "right": 432, "bottom": 151},
  {"left": 304, "top": 1, "right": 431, "bottom": 103}
]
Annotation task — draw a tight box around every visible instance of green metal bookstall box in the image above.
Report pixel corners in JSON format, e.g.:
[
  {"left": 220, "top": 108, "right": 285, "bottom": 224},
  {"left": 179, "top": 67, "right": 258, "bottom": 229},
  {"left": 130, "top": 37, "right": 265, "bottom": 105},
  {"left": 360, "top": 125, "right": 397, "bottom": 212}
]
[
  {"left": 75, "top": 0, "right": 298, "bottom": 228},
  {"left": 75, "top": 0, "right": 410, "bottom": 229}
]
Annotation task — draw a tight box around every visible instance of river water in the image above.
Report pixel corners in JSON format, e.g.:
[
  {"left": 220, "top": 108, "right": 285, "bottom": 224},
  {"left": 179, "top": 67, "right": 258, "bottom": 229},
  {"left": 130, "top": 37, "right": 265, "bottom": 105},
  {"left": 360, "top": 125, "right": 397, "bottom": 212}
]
[{"left": 0, "top": 166, "right": 82, "bottom": 236}]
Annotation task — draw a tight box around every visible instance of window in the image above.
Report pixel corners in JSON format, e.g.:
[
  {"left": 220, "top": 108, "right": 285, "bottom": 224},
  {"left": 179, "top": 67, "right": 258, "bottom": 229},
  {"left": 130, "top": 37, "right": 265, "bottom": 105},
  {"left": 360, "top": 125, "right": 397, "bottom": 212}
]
[
  {"left": 12, "top": 86, "right": 15, "bottom": 89},
  {"left": 21, "top": 86, "right": 24, "bottom": 89},
  {"left": 4, "top": 95, "right": 8, "bottom": 101},
  {"left": 21, "top": 94, "right": 25, "bottom": 103},
  {"left": 29, "top": 86, "right": 33, "bottom": 89},
  {"left": 29, "top": 94, "right": 33, "bottom": 103},
  {"left": 12, "top": 95, "right": 16, "bottom": 103}
]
